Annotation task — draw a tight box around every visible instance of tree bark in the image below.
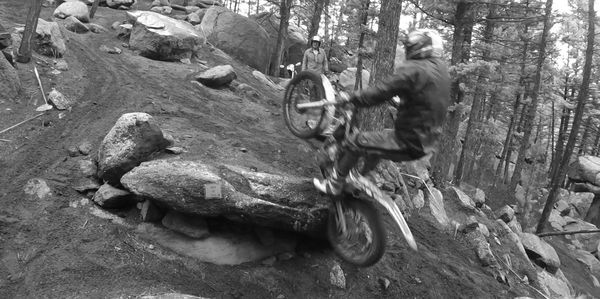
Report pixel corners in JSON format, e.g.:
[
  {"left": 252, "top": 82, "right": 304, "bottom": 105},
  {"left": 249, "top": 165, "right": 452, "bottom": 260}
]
[
  {"left": 509, "top": 0, "right": 554, "bottom": 192},
  {"left": 431, "top": 1, "right": 475, "bottom": 183},
  {"left": 454, "top": 3, "right": 496, "bottom": 185},
  {"left": 537, "top": 0, "right": 591, "bottom": 234},
  {"left": 495, "top": 95, "right": 520, "bottom": 181},
  {"left": 90, "top": 0, "right": 101, "bottom": 19},
  {"left": 578, "top": 117, "right": 592, "bottom": 155},
  {"left": 16, "top": 0, "right": 43, "bottom": 63},
  {"left": 357, "top": 0, "right": 402, "bottom": 131},
  {"left": 550, "top": 107, "right": 570, "bottom": 180},
  {"left": 268, "top": 0, "right": 292, "bottom": 76},
  {"left": 354, "top": 0, "right": 371, "bottom": 91},
  {"left": 307, "top": 0, "right": 327, "bottom": 47}
]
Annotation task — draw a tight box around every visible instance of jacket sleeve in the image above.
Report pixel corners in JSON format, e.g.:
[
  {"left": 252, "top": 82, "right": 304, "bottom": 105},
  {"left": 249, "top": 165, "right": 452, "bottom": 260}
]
[
  {"left": 302, "top": 50, "right": 308, "bottom": 71},
  {"left": 352, "top": 64, "right": 417, "bottom": 107}
]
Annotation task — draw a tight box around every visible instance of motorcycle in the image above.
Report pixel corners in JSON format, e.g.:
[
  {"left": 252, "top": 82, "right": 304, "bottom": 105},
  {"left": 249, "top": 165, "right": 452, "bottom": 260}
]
[{"left": 282, "top": 71, "right": 417, "bottom": 267}]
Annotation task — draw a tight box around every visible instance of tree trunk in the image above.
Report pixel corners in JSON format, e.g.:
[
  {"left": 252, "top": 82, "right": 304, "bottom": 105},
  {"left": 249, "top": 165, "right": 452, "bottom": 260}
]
[
  {"left": 16, "top": 0, "right": 43, "bottom": 63},
  {"left": 454, "top": 4, "right": 496, "bottom": 185},
  {"left": 90, "top": 0, "right": 101, "bottom": 19},
  {"left": 509, "top": 0, "right": 554, "bottom": 192},
  {"left": 578, "top": 118, "right": 592, "bottom": 155},
  {"left": 549, "top": 107, "right": 570, "bottom": 180},
  {"left": 495, "top": 94, "right": 520, "bottom": 182},
  {"left": 268, "top": 0, "right": 292, "bottom": 76},
  {"left": 537, "top": 0, "right": 592, "bottom": 234},
  {"left": 324, "top": 1, "right": 330, "bottom": 43},
  {"left": 357, "top": 0, "right": 402, "bottom": 131},
  {"left": 592, "top": 125, "right": 600, "bottom": 156},
  {"left": 431, "top": 1, "right": 475, "bottom": 183},
  {"left": 550, "top": 99, "right": 555, "bottom": 164},
  {"left": 354, "top": 0, "right": 371, "bottom": 91},
  {"left": 307, "top": 0, "right": 327, "bottom": 47},
  {"left": 256, "top": 0, "right": 260, "bottom": 14}
]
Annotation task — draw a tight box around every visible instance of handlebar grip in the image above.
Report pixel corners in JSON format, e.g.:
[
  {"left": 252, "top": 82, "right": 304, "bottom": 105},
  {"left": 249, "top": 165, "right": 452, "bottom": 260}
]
[{"left": 296, "top": 100, "right": 329, "bottom": 109}]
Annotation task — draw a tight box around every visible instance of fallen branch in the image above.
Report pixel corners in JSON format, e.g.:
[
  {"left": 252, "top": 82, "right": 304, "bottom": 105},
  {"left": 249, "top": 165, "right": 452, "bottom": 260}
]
[
  {"left": 170, "top": 4, "right": 187, "bottom": 11},
  {"left": 537, "top": 229, "right": 600, "bottom": 237},
  {"left": 0, "top": 113, "right": 44, "bottom": 135},
  {"left": 0, "top": 139, "right": 11, "bottom": 142}
]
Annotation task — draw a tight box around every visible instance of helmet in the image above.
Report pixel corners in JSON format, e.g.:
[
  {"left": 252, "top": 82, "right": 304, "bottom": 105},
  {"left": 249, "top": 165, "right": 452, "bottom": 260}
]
[
  {"left": 310, "top": 35, "right": 322, "bottom": 45},
  {"left": 404, "top": 29, "right": 443, "bottom": 59}
]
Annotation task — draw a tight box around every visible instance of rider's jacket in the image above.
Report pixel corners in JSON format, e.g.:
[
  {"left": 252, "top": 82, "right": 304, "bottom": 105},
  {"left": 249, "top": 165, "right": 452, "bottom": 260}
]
[
  {"left": 302, "top": 48, "right": 329, "bottom": 74},
  {"left": 352, "top": 58, "right": 451, "bottom": 158}
]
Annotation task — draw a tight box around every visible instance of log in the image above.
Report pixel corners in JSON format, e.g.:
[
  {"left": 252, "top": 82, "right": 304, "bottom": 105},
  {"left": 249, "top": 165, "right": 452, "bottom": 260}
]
[
  {"left": 0, "top": 113, "right": 44, "bottom": 135},
  {"left": 537, "top": 229, "right": 600, "bottom": 237}
]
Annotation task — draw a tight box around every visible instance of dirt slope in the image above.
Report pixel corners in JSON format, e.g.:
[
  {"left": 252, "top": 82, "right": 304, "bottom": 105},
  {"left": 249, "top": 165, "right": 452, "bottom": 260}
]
[{"left": 0, "top": 2, "right": 594, "bottom": 298}]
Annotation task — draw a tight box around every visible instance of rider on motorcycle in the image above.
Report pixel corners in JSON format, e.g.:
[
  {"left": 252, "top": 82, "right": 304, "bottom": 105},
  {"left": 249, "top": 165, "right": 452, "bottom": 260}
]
[{"left": 313, "top": 29, "right": 451, "bottom": 195}]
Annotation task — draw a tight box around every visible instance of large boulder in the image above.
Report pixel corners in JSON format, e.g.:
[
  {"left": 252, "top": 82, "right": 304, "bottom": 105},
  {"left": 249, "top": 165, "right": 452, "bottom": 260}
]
[
  {"left": 0, "top": 49, "right": 20, "bottom": 101},
  {"left": 571, "top": 249, "right": 600, "bottom": 279},
  {"left": 568, "top": 156, "right": 600, "bottom": 186},
  {"left": 200, "top": 7, "right": 271, "bottom": 73},
  {"left": 562, "top": 217, "right": 600, "bottom": 252},
  {"left": 127, "top": 10, "right": 205, "bottom": 61},
  {"left": 63, "top": 16, "right": 89, "bottom": 33},
  {"left": 97, "top": 113, "right": 171, "bottom": 186},
  {"left": 195, "top": 64, "right": 236, "bottom": 88},
  {"left": 93, "top": 183, "right": 133, "bottom": 208},
  {"left": 536, "top": 269, "right": 574, "bottom": 299},
  {"left": 519, "top": 232, "right": 560, "bottom": 274},
  {"left": 567, "top": 191, "right": 594, "bottom": 218},
  {"left": 421, "top": 187, "right": 450, "bottom": 228},
  {"left": 339, "top": 67, "right": 370, "bottom": 92},
  {"left": 251, "top": 12, "right": 307, "bottom": 65},
  {"left": 0, "top": 24, "right": 11, "bottom": 50},
  {"left": 54, "top": 1, "right": 90, "bottom": 23},
  {"left": 120, "top": 160, "right": 329, "bottom": 233},
  {"left": 31, "top": 19, "right": 67, "bottom": 58}
]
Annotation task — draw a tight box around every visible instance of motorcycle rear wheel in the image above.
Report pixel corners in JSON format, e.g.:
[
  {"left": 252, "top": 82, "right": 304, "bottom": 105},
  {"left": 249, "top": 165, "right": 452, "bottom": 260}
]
[
  {"left": 327, "top": 197, "right": 386, "bottom": 267},
  {"left": 283, "top": 71, "right": 326, "bottom": 139}
]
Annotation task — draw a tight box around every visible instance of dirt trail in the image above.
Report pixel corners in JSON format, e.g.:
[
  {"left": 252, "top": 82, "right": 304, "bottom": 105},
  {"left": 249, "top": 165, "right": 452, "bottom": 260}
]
[{"left": 0, "top": 2, "right": 593, "bottom": 298}]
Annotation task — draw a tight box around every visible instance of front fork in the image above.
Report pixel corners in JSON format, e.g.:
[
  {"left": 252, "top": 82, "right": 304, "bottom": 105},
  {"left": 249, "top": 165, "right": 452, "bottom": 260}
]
[{"left": 333, "top": 197, "right": 348, "bottom": 237}]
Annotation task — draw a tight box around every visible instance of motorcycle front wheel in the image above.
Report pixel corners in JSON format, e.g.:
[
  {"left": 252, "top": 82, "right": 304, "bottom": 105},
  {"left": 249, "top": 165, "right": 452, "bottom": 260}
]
[
  {"left": 283, "top": 71, "right": 326, "bottom": 139},
  {"left": 327, "top": 197, "right": 386, "bottom": 267}
]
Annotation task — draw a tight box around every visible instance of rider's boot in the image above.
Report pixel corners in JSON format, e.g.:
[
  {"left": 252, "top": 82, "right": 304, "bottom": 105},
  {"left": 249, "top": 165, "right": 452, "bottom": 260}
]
[{"left": 313, "top": 168, "right": 346, "bottom": 195}]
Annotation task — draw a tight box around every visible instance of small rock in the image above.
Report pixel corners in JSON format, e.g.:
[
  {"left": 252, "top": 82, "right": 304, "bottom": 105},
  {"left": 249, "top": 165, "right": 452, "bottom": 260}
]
[
  {"left": 55, "top": 59, "right": 68, "bottom": 71},
  {"left": 163, "top": 6, "right": 172, "bottom": 14},
  {"left": 187, "top": 12, "right": 201, "bottom": 25},
  {"left": 93, "top": 183, "right": 133, "bottom": 208},
  {"left": 276, "top": 295, "right": 285, "bottom": 299},
  {"left": 180, "top": 58, "right": 191, "bottom": 64},
  {"left": 277, "top": 252, "right": 295, "bottom": 261},
  {"left": 165, "top": 146, "right": 185, "bottom": 154},
  {"left": 148, "top": 244, "right": 155, "bottom": 250},
  {"left": 88, "top": 23, "right": 107, "bottom": 33},
  {"left": 378, "top": 277, "right": 391, "bottom": 290},
  {"left": 99, "top": 45, "right": 122, "bottom": 54},
  {"left": 63, "top": 15, "right": 89, "bottom": 33},
  {"left": 185, "top": 6, "right": 200, "bottom": 13},
  {"left": 111, "top": 21, "right": 122, "bottom": 30},
  {"left": 496, "top": 205, "right": 515, "bottom": 223},
  {"left": 78, "top": 159, "right": 97, "bottom": 177},
  {"left": 117, "top": 24, "right": 132, "bottom": 37},
  {"left": 330, "top": 261, "right": 346, "bottom": 289},
  {"left": 592, "top": 274, "right": 600, "bottom": 287},
  {"left": 141, "top": 200, "right": 165, "bottom": 222},
  {"left": 72, "top": 178, "right": 101, "bottom": 193},
  {"left": 78, "top": 141, "right": 93, "bottom": 155},
  {"left": 48, "top": 88, "right": 74, "bottom": 110},
  {"left": 262, "top": 256, "right": 276, "bottom": 266},
  {"left": 240, "top": 147, "right": 247, "bottom": 153},
  {"left": 24, "top": 178, "right": 52, "bottom": 200},
  {"left": 67, "top": 145, "right": 81, "bottom": 157},
  {"left": 195, "top": 65, "right": 237, "bottom": 88}
]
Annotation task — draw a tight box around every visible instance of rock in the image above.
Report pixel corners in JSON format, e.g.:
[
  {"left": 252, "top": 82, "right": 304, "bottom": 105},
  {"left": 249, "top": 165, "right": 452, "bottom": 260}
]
[
  {"left": 200, "top": 7, "right": 270, "bottom": 72},
  {"left": 67, "top": 145, "right": 81, "bottom": 157},
  {"left": 0, "top": 48, "right": 20, "bottom": 101},
  {"left": 193, "top": 0, "right": 223, "bottom": 8},
  {"left": 33, "top": 19, "right": 67, "bottom": 57},
  {"left": 536, "top": 269, "right": 573, "bottom": 299},
  {"left": 97, "top": 112, "right": 171, "bottom": 185},
  {"left": 48, "top": 88, "right": 75, "bottom": 110},
  {"left": 54, "top": 1, "right": 90, "bottom": 23},
  {"left": 161, "top": 210, "right": 210, "bottom": 239},
  {"left": 251, "top": 12, "right": 306, "bottom": 66},
  {"left": 463, "top": 224, "right": 496, "bottom": 267},
  {"left": 72, "top": 178, "right": 101, "bottom": 193},
  {"left": 106, "top": 0, "right": 135, "bottom": 8},
  {"left": 554, "top": 199, "right": 570, "bottom": 215},
  {"left": 572, "top": 249, "right": 600, "bottom": 278},
  {"left": 567, "top": 192, "right": 594, "bottom": 218},
  {"left": 494, "top": 220, "right": 533, "bottom": 269},
  {"left": 112, "top": 21, "right": 122, "bottom": 30},
  {"left": 448, "top": 186, "right": 477, "bottom": 211},
  {"left": 78, "top": 159, "right": 97, "bottom": 177},
  {"left": 459, "top": 183, "right": 485, "bottom": 207},
  {"left": 63, "top": 15, "right": 89, "bottom": 33},
  {"left": 568, "top": 156, "right": 600, "bottom": 186},
  {"left": 330, "top": 261, "right": 346, "bottom": 289},
  {"left": 261, "top": 256, "right": 276, "bottom": 266},
  {"left": 496, "top": 205, "right": 515, "bottom": 223},
  {"left": 185, "top": 6, "right": 200, "bottom": 13},
  {"left": 93, "top": 183, "right": 133, "bottom": 208},
  {"left": 252, "top": 70, "right": 282, "bottom": 90},
  {"left": 195, "top": 65, "right": 236, "bottom": 88},
  {"left": 55, "top": 59, "right": 69, "bottom": 71},
  {"left": 519, "top": 232, "right": 560, "bottom": 273},
  {"left": 24, "top": 178, "right": 52, "bottom": 200},
  {"left": 236, "top": 83, "right": 260, "bottom": 98},
  {"left": 99, "top": 45, "right": 122, "bottom": 54},
  {"left": 165, "top": 146, "right": 185, "bottom": 154},
  {"left": 150, "top": 6, "right": 166, "bottom": 13},
  {"left": 548, "top": 209, "right": 566, "bottom": 231},
  {"left": 507, "top": 218, "right": 522, "bottom": 234},
  {"left": 412, "top": 189, "right": 425, "bottom": 210},
  {"left": 277, "top": 252, "right": 294, "bottom": 261},
  {"left": 127, "top": 11, "right": 204, "bottom": 61},
  {"left": 422, "top": 187, "right": 449, "bottom": 228},
  {"left": 121, "top": 160, "right": 329, "bottom": 233},
  {"left": 141, "top": 200, "right": 164, "bottom": 222},
  {"left": 339, "top": 67, "right": 370, "bottom": 92},
  {"left": 78, "top": 141, "right": 93, "bottom": 155},
  {"left": 187, "top": 12, "right": 202, "bottom": 25},
  {"left": 140, "top": 293, "right": 210, "bottom": 299},
  {"left": 378, "top": 277, "right": 391, "bottom": 290},
  {"left": 136, "top": 222, "right": 296, "bottom": 265},
  {"left": 0, "top": 24, "right": 11, "bottom": 50},
  {"left": 88, "top": 23, "right": 108, "bottom": 33},
  {"left": 563, "top": 217, "right": 600, "bottom": 252},
  {"left": 163, "top": 6, "right": 173, "bottom": 14}
]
